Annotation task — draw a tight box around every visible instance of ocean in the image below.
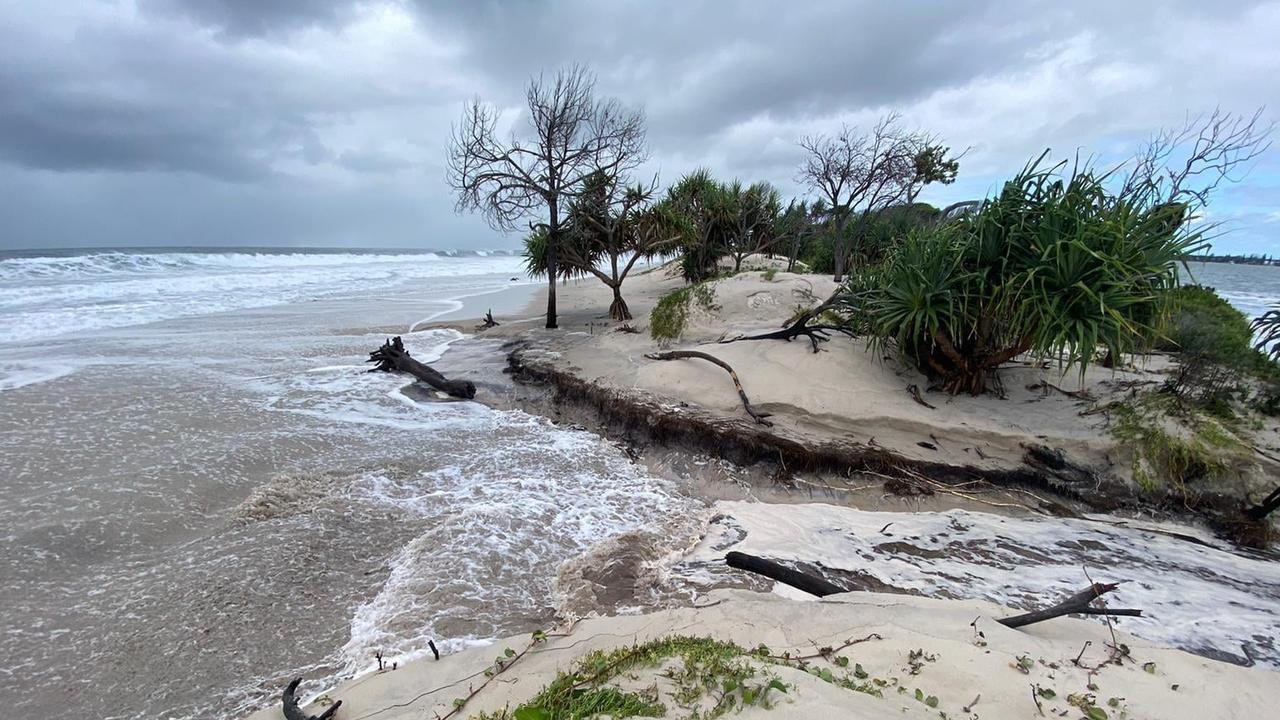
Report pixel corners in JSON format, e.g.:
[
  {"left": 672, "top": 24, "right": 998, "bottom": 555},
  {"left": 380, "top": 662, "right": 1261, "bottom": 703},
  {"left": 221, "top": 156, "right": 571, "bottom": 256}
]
[
  {"left": 0, "top": 248, "right": 694, "bottom": 719},
  {"left": 1, "top": 249, "right": 1279, "bottom": 719}
]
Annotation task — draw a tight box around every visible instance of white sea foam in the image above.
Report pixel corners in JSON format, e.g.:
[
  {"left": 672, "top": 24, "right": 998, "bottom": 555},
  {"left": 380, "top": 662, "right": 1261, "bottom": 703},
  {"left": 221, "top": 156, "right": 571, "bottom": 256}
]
[
  {"left": 0, "top": 362, "right": 77, "bottom": 391},
  {"left": 0, "top": 251, "right": 525, "bottom": 344},
  {"left": 677, "top": 501, "right": 1280, "bottom": 667}
]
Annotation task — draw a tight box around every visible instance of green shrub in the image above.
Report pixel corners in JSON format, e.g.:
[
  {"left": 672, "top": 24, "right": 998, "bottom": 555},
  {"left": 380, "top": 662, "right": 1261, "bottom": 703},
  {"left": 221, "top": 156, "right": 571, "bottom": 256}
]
[
  {"left": 762, "top": 266, "right": 778, "bottom": 281},
  {"left": 1159, "top": 286, "right": 1280, "bottom": 414}
]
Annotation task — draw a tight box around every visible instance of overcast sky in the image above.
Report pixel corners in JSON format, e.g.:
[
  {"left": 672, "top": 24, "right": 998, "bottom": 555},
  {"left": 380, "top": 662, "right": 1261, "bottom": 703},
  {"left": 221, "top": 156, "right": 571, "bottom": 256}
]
[{"left": 2, "top": 0, "right": 1278, "bottom": 254}]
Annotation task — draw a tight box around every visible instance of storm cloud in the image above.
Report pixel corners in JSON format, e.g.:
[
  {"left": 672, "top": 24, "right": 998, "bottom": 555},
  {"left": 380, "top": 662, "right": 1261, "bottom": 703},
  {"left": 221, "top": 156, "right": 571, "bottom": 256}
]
[{"left": 1, "top": 0, "right": 1277, "bottom": 252}]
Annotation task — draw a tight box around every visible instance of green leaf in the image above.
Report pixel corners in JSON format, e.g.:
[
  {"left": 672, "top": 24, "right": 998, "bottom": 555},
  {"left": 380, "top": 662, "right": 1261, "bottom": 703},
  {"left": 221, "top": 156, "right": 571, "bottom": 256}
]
[
  {"left": 1142, "top": 662, "right": 1156, "bottom": 674},
  {"left": 835, "top": 656, "right": 850, "bottom": 667},
  {"left": 504, "top": 648, "right": 517, "bottom": 658},
  {"left": 854, "top": 663, "right": 869, "bottom": 680},
  {"left": 915, "top": 688, "right": 924, "bottom": 701},
  {"left": 514, "top": 708, "right": 551, "bottom": 720},
  {"left": 1038, "top": 688, "right": 1056, "bottom": 699},
  {"left": 1084, "top": 706, "right": 1109, "bottom": 720},
  {"left": 451, "top": 698, "right": 465, "bottom": 709},
  {"left": 1107, "top": 698, "right": 1121, "bottom": 708},
  {"left": 926, "top": 695, "right": 939, "bottom": 708},
  {"left": 722, "top": 680, "right": 738, "bottom": 694},
  {"left": 819, "top": 669, "right": 834, "bottom": 683},
  {"left": 742, "top": 688, "right": 757, "bottom": 705},
  {"left": 769, "top": 679, "right": 789, "bottom": 694}
]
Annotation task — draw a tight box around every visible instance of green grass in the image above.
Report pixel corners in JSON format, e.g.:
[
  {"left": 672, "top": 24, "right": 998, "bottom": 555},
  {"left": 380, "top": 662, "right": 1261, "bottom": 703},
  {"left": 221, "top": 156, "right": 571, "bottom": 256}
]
[
  {"left": 474, "top": 636, "right": 785, "bottom": 720},
  {"left": 762, "top": 267, "right": 778, "bottom": 282},
  {"left": 650, "top": 282, "right": 719, "bottom": 342},
  {"left": 1109, "top": 393, "right": 1246, "bottom": 493}
]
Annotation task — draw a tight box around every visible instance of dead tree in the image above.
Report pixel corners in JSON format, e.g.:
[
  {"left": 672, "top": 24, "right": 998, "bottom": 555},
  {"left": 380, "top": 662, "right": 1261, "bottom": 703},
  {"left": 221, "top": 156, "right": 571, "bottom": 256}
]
[
  {"left": 725, "top": 552, "right": 1141, "bottom": 628},
  {"left": 720, "top": 290, "right": 855, "bottom": 353},
  {"left": 282, "top": 678, "right": 341, "bottom": 720},
  {"left": 447, "top": 64, "right": 647, "bottom": 329},
  {"left": 367, "top": 336, "right": 475, "bottom": 399},
  {"left": 645, "top": 350, "right": 773, "bottom": 425},
  {"left": 797, "top": 115, "right": 956, "bottom": 282},
  {"left": 1246, "top": 486, "right": 1280, "bottom": 521}
]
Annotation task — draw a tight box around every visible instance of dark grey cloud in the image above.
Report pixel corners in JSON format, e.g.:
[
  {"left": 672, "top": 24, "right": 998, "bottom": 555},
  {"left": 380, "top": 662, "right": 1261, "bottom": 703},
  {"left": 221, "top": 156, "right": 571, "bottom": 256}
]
[
  {"left": 0, "top": 0, "right": 1276, "bottom": 252},
  {"left": 137, "top": 0, "right": 352, "bottom": 37}
]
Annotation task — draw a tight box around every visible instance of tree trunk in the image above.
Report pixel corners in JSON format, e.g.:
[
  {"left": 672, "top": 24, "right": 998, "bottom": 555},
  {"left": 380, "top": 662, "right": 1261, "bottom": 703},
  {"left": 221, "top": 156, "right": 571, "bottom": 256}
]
[
  {"left": 546, "top": 204, "right": 560, "bottom": 329},
  {"left": 609, "top": 284, "right": 632, "bottom": 321},
  {"left": 1246, "top": 486, "right": 1280, "bottom": 521},
  {"left": 367, "top": 336, "right": 476, "bottom": 399}
]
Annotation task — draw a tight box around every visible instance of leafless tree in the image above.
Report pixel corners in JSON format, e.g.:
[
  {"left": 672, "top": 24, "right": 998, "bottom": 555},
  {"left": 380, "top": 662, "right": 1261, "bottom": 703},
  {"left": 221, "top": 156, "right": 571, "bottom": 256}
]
[
  {"left": 797, "top": 114, "right": 955, "bottom": 281},
  {"left": 447, "top": 64, "right": 647, "bottom": 328},
  {"left": 1119, "top": 107, "right": 1273, "bottom": 214}
]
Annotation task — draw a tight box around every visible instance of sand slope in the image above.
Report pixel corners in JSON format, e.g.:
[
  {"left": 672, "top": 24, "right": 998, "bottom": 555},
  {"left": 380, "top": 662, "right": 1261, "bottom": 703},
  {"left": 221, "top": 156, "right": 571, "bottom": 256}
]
[{"left": 245, "top": 589, "right": 1280, "bottom": 720}]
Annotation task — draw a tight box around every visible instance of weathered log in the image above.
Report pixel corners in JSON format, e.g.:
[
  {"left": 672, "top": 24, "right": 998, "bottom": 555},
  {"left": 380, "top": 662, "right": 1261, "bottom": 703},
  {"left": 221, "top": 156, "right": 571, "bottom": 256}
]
[
  {"left": 282, "top": 678, "right": 341, "bottom": 720},
  {"left": 644, "top": 350, "right": 773, "bottom": 425},
  {"left": 477, "top": 309, "right": 500, "bottom": 329},
  {"left": 997, "top": 583, "right": 1142, "bottom": 628},
  {"left": 367, "top": 336, "right": 475, "bottom": 399},
  {"left": 726, "top": 551, "right": 845, "bottom": 596},
  {"left": 724, "top": 552, "right": 1142, "bottom": 628}
]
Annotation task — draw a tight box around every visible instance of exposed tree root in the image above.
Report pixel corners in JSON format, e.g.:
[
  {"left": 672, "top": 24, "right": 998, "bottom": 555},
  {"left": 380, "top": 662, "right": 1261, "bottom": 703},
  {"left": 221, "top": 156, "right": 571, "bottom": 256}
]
[
  {"left": 282, "top": 678, "right": 341, "bottom": 720},
  {"left": 368, "top": 336, "right": 476, "bottom": 399},
  {"left": 719, "top": 293, "right": 854, "bottom": 353},
  {"left": 645, "top": 350, "right": 774, "bottom": 426}
]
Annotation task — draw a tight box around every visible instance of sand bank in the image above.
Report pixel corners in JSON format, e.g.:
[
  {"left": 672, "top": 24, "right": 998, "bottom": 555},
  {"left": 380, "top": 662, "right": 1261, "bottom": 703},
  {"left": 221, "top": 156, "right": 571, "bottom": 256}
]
[{"left": 246, "top": 589, "right": 1280, "bottom": 720}]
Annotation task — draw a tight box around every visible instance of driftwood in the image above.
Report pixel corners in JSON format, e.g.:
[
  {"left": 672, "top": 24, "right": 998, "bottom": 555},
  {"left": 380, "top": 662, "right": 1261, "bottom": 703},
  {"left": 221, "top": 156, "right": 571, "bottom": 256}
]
[
  {"left": 645, "top": 350, "right": 773, "bottom": 426},
  {"left": 283, "top": 678, "right": 341, "bottom": 720},
  {"left": 367, "top": 336, "right": 476, "bottom": 399},
  {"left": 725, "top": 552, "right": 1142, "bottom": 628},
  {"left": 720, "top": 293, "right": 854, "bottom": 353},
  {"left": 726, "top": 551, "right": 845, "bottom": 596},
  {"left": 477, "top": 309, "right": 499, "bottom": 330}
]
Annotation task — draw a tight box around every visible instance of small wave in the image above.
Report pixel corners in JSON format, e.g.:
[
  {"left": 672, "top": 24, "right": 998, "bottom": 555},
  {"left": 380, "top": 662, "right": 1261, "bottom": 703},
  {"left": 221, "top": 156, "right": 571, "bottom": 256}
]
[
  {"left": 232, "top": 470, "right": 347, "bottom": 523},
  {"left": 0, "top": 362, "right": 77, "bottom": 391}
]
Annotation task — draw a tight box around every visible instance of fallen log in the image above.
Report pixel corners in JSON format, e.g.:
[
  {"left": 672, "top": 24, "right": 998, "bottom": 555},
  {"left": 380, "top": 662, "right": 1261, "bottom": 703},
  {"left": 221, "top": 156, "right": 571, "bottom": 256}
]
[
  {"left": 644, "top": 350, "right": 773, "bottom": 426},
  {"left": 282, "top": 678, "right": 341, "bottom": 720},
  {"left": 726, "top": 551, "right": 845, "bottom": 596},
  {"left": 724, "top": 552, "right": 1142, "bottom": 628},
  {"left": 477, "top": 309, "right": 499, "bottom": 330},
  {"left": 367, "top": 336, "right": 475, "bottom": 399}
]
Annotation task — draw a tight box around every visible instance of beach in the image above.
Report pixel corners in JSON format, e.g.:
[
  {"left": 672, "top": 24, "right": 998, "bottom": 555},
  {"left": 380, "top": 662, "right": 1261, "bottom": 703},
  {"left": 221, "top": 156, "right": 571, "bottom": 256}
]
[{"left": 3, "top": 249, "right": 1279, "bottom": 719}]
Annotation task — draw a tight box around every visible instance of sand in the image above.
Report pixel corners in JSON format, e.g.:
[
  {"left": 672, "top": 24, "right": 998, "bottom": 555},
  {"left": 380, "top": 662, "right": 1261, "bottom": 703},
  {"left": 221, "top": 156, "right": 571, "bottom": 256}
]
[
  {"left": 245, "top": 588, "right": 1280, "bottom": 720},
  {"left": 492, "top": 257, "right": 1279, "bottom": 493}
]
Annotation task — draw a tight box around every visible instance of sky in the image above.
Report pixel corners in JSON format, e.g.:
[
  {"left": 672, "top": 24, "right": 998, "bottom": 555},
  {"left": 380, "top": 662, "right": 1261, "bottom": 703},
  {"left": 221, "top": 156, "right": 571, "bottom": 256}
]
[{"left": 1, "top": 0, "right": 1278, "bottom": 254}]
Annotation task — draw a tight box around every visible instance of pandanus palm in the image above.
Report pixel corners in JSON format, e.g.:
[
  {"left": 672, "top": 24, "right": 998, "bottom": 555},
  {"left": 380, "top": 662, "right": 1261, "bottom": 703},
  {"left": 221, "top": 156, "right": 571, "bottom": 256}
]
[{"left": 854, "top": 153, "right": 1205, "bottom": 395}]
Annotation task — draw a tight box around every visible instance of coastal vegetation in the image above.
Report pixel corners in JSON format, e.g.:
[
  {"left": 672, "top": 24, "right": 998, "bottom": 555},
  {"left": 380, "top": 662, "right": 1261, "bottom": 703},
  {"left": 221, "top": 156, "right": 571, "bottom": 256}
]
[{"left": 449, "top": 64, "right": 646, "bottom": 329}]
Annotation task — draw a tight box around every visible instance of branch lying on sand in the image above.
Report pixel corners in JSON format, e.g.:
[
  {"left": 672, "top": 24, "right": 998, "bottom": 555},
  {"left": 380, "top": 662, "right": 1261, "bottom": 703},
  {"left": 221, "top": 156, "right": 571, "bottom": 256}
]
[
  {"left": 282, "top": 678, "right": 341, "bottom": 720},
  {"left": 367, "top": 336, "right": 476, "bottom": 399},
  {"left": 725, "top": 552, "right": 1142, "bottom": 628},
  {"left": 719, "top": 292, "right": 854, "bottom": 353},
  {"left": 645, "top": 350, "right": 773, "bottom": 426}
]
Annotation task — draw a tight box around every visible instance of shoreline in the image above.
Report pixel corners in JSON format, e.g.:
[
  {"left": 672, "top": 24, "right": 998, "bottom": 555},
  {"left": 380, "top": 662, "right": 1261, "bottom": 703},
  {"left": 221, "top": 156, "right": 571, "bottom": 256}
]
[{"left": 242, "top": 260, "right": 1280, "bottom": 719}]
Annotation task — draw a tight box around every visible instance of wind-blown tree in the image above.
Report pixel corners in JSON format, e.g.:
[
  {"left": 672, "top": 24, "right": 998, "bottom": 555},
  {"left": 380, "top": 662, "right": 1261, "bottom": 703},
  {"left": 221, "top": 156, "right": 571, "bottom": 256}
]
[
  {"left": 721, "top": 181, "right": 783, "bottom": 273},
  {"left": 775, "top": 199, "right": 813, "bottom": 272},
  {"left": 665, "top": 169, "right": 727, "bottom": 282},
  {"left": 447, "top": 64, "right": 646, "bottom": 328},
  {"left": 797, "top": 114, "right": 958, "bottom": 281},
  {"left": 525, "top": 171, "right": 688, "bottom": 320}
]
